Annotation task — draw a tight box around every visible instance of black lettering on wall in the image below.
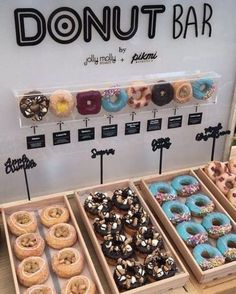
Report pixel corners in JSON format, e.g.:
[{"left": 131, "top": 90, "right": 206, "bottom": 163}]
[
  {"left": 84, "top": 6, "right": 111, "bottom": 42},
  {"left": 14, "top": 8, "right": 46, "bottom": 46},
  {"left": 173, "top": 5, "right": 183, "bottom": 39},
  {"left": 184, "top": 6, "right": 198, "bottom": 38},
  {"left": 202, "top": 3, "right": 212, "bottom": 37},
  {"left": 113, "top": 6, "right": 139, "bottom": 40},
  {"left": 47, "top": 7, "right": 82, "bottom": 44},
  {"left": 141, "top": 5, "right": 166, "bottom": 39}
]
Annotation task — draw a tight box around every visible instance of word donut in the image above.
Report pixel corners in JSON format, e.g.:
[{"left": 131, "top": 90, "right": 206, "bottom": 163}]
[
  {"left": 151, "top": 81, "right": 174, "bottom": 106},
  {"left": 162, "top": 201, "right": 191, "bottom": 225},
  {"left": 193, "top": 243, "right": 225, "bottom": 270},
  {"left": 204, "top": 161, "right": 227, "bottom": 182},
  {"left": 171, "top": 175, "right": 200, "bottom": 197},
  {"left": 176, "top": 221, "right": 208, "bottom": 247},
  {"left": 127, "top": 82, "right": 151, "bottom": 109},
  {"left": 216, "top": 172, "right": 236, "bottom": 195},
  {"left": 201, "top": 212, "right": 232, "bottom": 239},
  {"left": 20, "top": 91, "right": 49, "bottom": 121},
  {"left": 102, "top": 88, "right": 128, "bottom": 112},
  {"left": 192, "top": 78, "right": 215, "bottom": 100},
  {"left": 149, "top": 182, "right": 177, "bottom": 204},
  {"left": 217, "top": 233, "right": 236, "bottom": 261},
  {"left": 76, "top": 91, "right": 101, "bottom": 115},
  {"left": 50, "top": 89, "right": 75, "bottom": 117},
  {"left": 185, "top": 194, "right": 215, "bottom": 217},
  {"left": 173, "top": 81, "right": 192, "bottom": 103}
]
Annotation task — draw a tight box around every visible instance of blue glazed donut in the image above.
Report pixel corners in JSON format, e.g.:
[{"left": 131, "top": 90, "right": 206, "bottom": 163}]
[
  {"left": 102, "top": 89, "right": 128, "bottom": 112},
  {"left": 185, "top": 194, "right": 215, "bottom": 217},
  {"left": 201, "top": 212, "right": 232, "bottom": 239},
  {"left": 171, "top": 175, "right": 200, "bottom": 197},
  {"left": 193, "top": 244, "right": 225, "bottom": 270},
  {"left": 192, "top": 78, "right": 215, "bottom": 100},
  {"left": 162, "top": 201, "right": 191, "bottom": 225},
  {"left": 176, "top": 221, "right": 208, "bottom": 247},
  {"left": 217, "top": 233, "right": 236, "bottom": 261},
  {"left": 149, "top": 182, "right": 177, "bottom": 204}
]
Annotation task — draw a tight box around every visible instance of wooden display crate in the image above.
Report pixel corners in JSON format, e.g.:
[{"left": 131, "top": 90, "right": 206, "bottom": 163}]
[
  {"left": 75, "top": 179, "right": 189, "bottom": 294},
  {"left": 140, "top": 169, "right": 236, "bottom": 284},
  {"left": 1, "top": 193, "right": 105, "bottom": 294},
  {"left": 196, "top": 167, "right": 236, "bottom": 222}
]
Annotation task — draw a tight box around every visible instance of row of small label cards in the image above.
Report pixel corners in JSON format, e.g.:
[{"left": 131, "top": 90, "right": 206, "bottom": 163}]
[{"left": 26, "top": 113, "right": 202, "bottom": 149}]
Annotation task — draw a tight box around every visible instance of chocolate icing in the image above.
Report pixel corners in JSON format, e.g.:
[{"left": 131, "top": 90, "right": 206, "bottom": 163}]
[
  {"left": 151, "top": 81, "right": 174, "bottom": 106},
  {"left": 124, "top": 204, "right": 150, "bottom": 231},
  {"left": 112, "top": 187, "right": 140, "bottom": 212},
  {"left": 84, "top": 192, "right": 112, "bottom": 217}
]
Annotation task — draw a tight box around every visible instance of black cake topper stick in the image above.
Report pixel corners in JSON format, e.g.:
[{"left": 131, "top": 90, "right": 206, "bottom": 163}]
[
  {"left": 4, "top": 154, "right": 37, "bottom": 201},
  {"left": 91, "top": 148, "right": 115, "bottom": 184},
  {"left": 196, "top": 123, "right": 230, "bottom": 161},
  {"left": 151, "top": 137, "right": 172, "bottom": 174}
]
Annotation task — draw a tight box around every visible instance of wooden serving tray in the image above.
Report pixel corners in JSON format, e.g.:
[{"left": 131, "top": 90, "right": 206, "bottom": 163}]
[
  {"left": 75, "top": 179, "right": 189, "bottom": 294},
  {"left": 196, "top": 167, "right": 236, "bottom": 222},
  {"left": 140, "top": 169, "right": 236, "bottom": 284},
  {"left": 1, "top": 193, "right": 105, "bottom": 294}
]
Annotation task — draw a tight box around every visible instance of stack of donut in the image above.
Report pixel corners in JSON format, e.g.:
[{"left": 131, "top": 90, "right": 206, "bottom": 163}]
[
  {"left": 149, "top": 174, "right": 236, "bottom": 271},
  {"left": 204, "top": 159, "right": 236, "bottom": 207},
  {"left": 19, "top": 77, "right": 216, "bottom": 121},
  {"left": 83, "top": 187, "right": 177, "bottom": 291},
  {"left": 7, "top": 206, "right": 96, "bottom": 293}
]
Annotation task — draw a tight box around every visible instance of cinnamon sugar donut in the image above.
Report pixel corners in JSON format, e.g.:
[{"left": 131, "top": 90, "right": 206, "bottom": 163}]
[
  {"left": 62, "top": 275, "right": 96, "bottom": 294},
  {"left": 40, "top": 206, "right": 70, "bottom": 228},
  {"left": 127, "top": 82, "right": 151, "bottom": 109},
  {"left": 216, "top": 172, "right": 236, "bottom": 195},
  {"left": 17, "top": 256, "right": 49, "bottom": 287},
  {"left": 52, "top": 247, "right": 84, "bottom": 278},
  {"left": 204, "top": 161, "right": 228, "bottom": 182},
  {"left": 25, "top": 285, "right": 55, "bottom": 294},
  {"left": 228, "top": 158, "right": 236, "bottom": 175},
  {"left": 50, "top": 89, "right": 74, "bottom": 117},
  {"left": 14, "top": 233, "right": 45, "bottom": 261},
  {"left": 46, "top": 223, "right": 77, "bottom": 249},
  {"left": 7, "top": 211, "right": 37, "bottom": 236}
]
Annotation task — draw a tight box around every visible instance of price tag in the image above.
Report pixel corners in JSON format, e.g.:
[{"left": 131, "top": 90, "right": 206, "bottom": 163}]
[
  {"left": 188, "top": 113, "right": 203, "bottom": 125},
  {"left": 26, "top": 135, "right": 45, "bottom": 149},
  {"left": 125, "top": 122, "right": 141, "bottom": 135},
  {"left": 53, "top": 131, "right": 70, "bottom": 145},
  {"left": 147, "top": 118, "right": 162, "bottom": 132},
  {"left": 102, "top": 124, "right": 118, "bottom": 138},
  {"left": 168, "top": 116, "right": 182, "bottom": 129},
  {"left": 78, "top": 128, "right": 95, "bottom": 141}
]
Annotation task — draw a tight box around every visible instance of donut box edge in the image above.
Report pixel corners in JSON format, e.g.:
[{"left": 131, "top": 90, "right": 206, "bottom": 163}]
[
  {"left": 75, "top": 179, "right": 189, "bottom": 294},
  {"left": 139, "top": 169, "right": 236, "bottom": 284},
  {"left": 1, "top": 192, "right": 105, "bottom": 294},
  {"left": 196, "top": 167, "right": 236, "bottom": 222}
]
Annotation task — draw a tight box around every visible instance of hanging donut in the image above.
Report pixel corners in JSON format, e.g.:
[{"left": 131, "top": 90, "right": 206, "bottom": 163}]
[
  {"left": 127, "top": 82, "right": 151, "bottom": 109},
  {"left": 151, "top": 81, "right": 174, "bottom": 106},
  {"left": 173, "top": 81, "right": 192, "bottom": 103}
]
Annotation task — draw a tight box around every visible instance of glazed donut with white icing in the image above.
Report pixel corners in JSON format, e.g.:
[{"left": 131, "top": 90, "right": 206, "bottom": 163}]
[
  {"left": 62, "top": 275, "right": 96, "bottom": 294},
  {"left": 40, "top": 206, "right": 70, "bottom": 228},
  {"left": 17, "top": 256, "right": 49, "bottom": 287},
  {"left": 7, "top": 211, "right": 37, "bottom": 237},
  {"left": 204, "top": 161, "right": 228, "bottom": 182},
  {"left": 216, "top": 172, "right": 236, "bottom": 195}
]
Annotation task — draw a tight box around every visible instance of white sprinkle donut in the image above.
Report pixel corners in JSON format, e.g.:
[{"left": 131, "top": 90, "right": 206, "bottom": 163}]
[
  {"left": 227, "top": 188, "right": 236, "bottom": 207},
  {"left": 204, "top": 161, "right": 228, "bottom": 182},
  {"left": 216, "top": 172, "right": 236, "bottom": 195},
  {"left": 127, "top": 82, "right": 151, "bottom": 109},
  {"left": 50, "top": 89, "right": 74, "bottom": 117},
  {"left": 228, "top": 158, "right": 236, "bottom": 175}
]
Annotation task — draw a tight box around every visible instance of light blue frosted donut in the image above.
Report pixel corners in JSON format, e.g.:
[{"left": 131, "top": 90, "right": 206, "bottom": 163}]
[
  {"left": 193, "top": 244, "right": 225, "bottom": 270},
  {"left": 217, "top": 233, "right": 236, "bottom": 261},
  {"left": 185, "top": 194, "right": 215, "bottom": 217},
  {"left": 149, "top": 182, "right": 177, "bottom": 204},
  {"left": 176, "top": 221, "right": 208, "bottom": 247},
  {"left": 171, "top": 175, "right": 200, "bottom": 197},
  {"left": 201, "top": 212, "right": 232, "bottom": 239},
  {"left": 162, "top": 201, "right": 191, "bottom": 225},
  {"left": 192, "top": 78, "right": 214, "bottom": 100},
  {"left": 102, "top": 89, "right": 128, "bottom": 112}
]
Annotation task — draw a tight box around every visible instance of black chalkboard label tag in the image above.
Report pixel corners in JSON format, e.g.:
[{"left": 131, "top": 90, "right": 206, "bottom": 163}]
[
  {"left": 53, "top": 131, "right": 70, "bottom": 145},
  {"left": 147, "top": 118, "right": 162, "bottom": 132},
  {"left": 188, "top": 113, "right": 203, "bottom": 125},
  {"left": 78, "top": 128, "right": 95, "bottom": 142},
  {"left": 102, "top": 124, "right": 118, "bottom": 138},
  {"left": 125, "top": 122, "right": 141, "bottom": 135},
  {"left": 27, "top": 135, "right": 45, "bottom": 149},
  {"left": 168, "top": 116, "right": 182, "bottom": 129}
]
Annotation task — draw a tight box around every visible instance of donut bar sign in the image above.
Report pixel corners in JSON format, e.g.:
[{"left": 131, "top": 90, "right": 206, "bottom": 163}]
[{"left": 14, "top": 4, "right": 213, "bottom": 46}]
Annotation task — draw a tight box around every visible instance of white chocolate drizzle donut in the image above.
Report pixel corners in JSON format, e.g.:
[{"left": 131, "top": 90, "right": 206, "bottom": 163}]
[
  {"left": 40, "top": 206, "right": 70, "bottom": 228},
  {"left": 7, "top": 211, "right": 37, "bottom": 236}
]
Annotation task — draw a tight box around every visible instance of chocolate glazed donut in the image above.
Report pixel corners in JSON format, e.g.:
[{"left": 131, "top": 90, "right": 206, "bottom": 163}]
[{"left": 151, "top": 81, "right": 174, "bottom": 106}]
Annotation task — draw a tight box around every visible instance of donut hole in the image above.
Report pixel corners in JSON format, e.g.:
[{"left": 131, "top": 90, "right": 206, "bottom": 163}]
[
  {"left": 201, "top": 251, "right": 212, "bottom": 259},
  {"left": 226, "top": 181, "right": 234, "bottom": 189},
  {"left": 54, "top": 226, "right": 69, "bottom": 238},
  {"left": 159, "top": 188, "right": 168, "bottom": 193},
  {"left": 170, "top": 207, "right": 183, "bottom": 214},
  {"left": 195, "top": 201, "right": 206, "bottom": 207},
  {"left": 20, "top": 236, "right": 37, "bottom": 248},
  {"left": 69, "top": 279, "right": 88, "bottom": 293},
  {"left": 49, "top": 208, "right": 63, "bottom": 218},
  {"left": 186, "top": 227, "right": 197, "bottom": 235},
  {"left": 16, "top": 213, "right": 31, "bottom": 224},
  {"left": 212, "top": 218, "right": 222, "bottom": 226},
  {"left": 110, "top": 95, "right": 118, "bottom": 103},
  {"left": 24, "top": 260, "right": 40, "bottom": 274},
  {"left": 180, "top": 180, "right": 191, "bottom": 186},
  {"left": 86, "top": 100, "right": 92, "bottom": 106},
  {"left": 200, "top": 84, "right": 207, "bottom": 92},
  {"left": 59, "top": 251, "right": 76, "bottom": 265},
  {"left": 227, "top": 240, "right": 236, "bottom": 249}
]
